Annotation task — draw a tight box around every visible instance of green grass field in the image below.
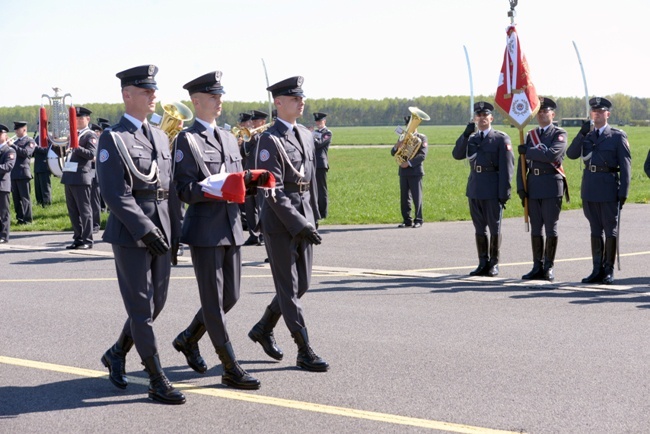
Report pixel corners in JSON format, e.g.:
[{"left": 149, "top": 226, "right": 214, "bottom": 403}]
[{"left": 8, "top": 125, "right": 650, "bottom": 230}]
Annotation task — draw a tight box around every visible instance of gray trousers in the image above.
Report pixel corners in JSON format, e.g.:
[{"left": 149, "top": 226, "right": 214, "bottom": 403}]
[
  {"left": 189, "top": 245, "right": 241, "bottom": 348},
  {"left": 91, "top": 177, "right": 101, "bottom": 230},
  {"left": 469, "top": 198, "right": 501, "bottom": 236},
  {"left": 583, "top": 201, "right": 619, "bottom": 237},
  {"left": 0, "top": 191, "right": 10, "bottom": 240},
  {"left": 528, "top": 197, "right": 562, "bottom": 237},
  {"left": 114, "top": 245, "right": 171, "bottom": 360},
  {"left": 264, "top": 231, "right": 313, "bottom": 333},
  {"left": 316, "top": 168, "right": 328, "bottom": 219},
  {"left": 64, "top": 184, "right": 93, "bottom": 245},
  {"left": 11, "top": 179, "right": 32, "bottom": 223},
  {"left": 400, "top": 175, "right": 423, "bottom": 224},
  {"left": 34, "top": 172, "right": 52, "bottom": 206}
]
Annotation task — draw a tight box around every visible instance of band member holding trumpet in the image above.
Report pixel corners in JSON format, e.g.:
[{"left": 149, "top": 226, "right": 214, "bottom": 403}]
[
  {"left": 312, "top": 112, "right": 332, "bottom": 222},
  {"left": 453, "top": 102, "right": 514, "bottom": 277},
  {"left": 62, "top": 107, "right": 97, "bottom": 250},
  {"left": 516, "top": 97, "right": 567, "bottom": 282},
  {"left": 391, "top": 112, "right": 428, "bottom": 228},
  {"left": 172, "top": 71, "right": 262, "bottom": 390},
  {"left": 0, "top": 124, "right": 17, "bottom": 243},
  {"left": 10, "top": 121, "right": 36, "bottom": 225},
  {"left": 98, "top": 65, "right": 185, "bottom": 405},
  {"left": 248, "top": 76, "right": 329, "bottom": 373},
  {"left": 243, "top": 109, "right": 269, "bottom": 246}
]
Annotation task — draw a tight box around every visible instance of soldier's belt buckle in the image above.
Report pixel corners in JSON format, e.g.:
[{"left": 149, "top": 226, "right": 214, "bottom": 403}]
[
  {"left": 589, "top": 165, "right": 597, "bottom": 173},
  {"left": 156, "top": 189, "right": 165, "bottom": 200},
  {"left": 475, "top": 165, "right": 482, "bottom": 173},
  {"left": 299, "top": 183, "right": 309, "bottom": 193},
  {"left": 533, "top": 168, "right": 540, "bottom": 176}
]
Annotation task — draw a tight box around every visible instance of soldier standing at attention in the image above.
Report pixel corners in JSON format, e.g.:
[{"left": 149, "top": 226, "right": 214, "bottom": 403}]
[
  {"left": 10, "top": 121, "right": 36, "bottom": 225},
  {"left": 33, "top": 122, "right": 52, "bottom": 207},
  {"left": 311, "top": 112, "right": 332, "bottom": 223},
  {"left": 0, "top": 124, "right": 17, "bottom": 243},
  {"left": 566, "top": 97, "right": 631, "bottom": 285},
  {"left": 248, "top": 76, "right": 329, "bottom": 373},
  {"left": 453, "top": 102, "right": 514, "bottom": 277},
  {"left": 98, "top": 65, "right": 185, "bottom": 405},
  {"left": 62, "top": 107, "right": 97, "bottom": 250},
  {"left": 516, "top": 97, "right": 568, "bottom": 282},
  {"left": 172, "top": 71, "right": 262, "bottom": 390}
]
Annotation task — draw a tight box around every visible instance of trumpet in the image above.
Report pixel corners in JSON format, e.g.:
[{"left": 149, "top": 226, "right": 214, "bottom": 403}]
[
  {"left": 7, "top": 135, "right": 17, "bottom": 145},
  {"left": 231, "top": 122, "right": 272, "bottom": 142}
]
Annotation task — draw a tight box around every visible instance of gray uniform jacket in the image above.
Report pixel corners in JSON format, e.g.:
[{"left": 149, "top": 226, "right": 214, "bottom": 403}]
[
  {"left": 97, "top": 116, "right": 180, "bottom": 246},
  {"left": 566, "top": 125, "right": 631, "bottom": 202},
  {"left": 453, "top": 129, "right": 514, "bottom": 201},
  {"left": 61, "top": 128, "right": 97, "bottom": 186},
  {"left": 516, "top": 125, "right": 567, "bottom": 199},
  {"left": 314, "top": 127, "right": 332, "bottom": 170},
  {"left": 256, "top": 121, "right": 319, "bottom": 236},
  {"left": 390, "top": 132, "right": 428, "bottom": 176},
  {"left": 0, "top": 144, "right": 16, "bottom": 192},
  {"left": 10, "top": 136, "right": 36, "bottom": 180},
  {"left": 173, "top": 120, "right": 245, "bottom": 247}
]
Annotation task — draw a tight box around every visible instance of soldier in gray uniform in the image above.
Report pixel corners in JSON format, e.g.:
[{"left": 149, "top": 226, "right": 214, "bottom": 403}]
[
  {"left": 171, "top": 71, "right": 261, "bottom": 390},
  {"left": 62, "top": 107, "right": 97, "bottom": 250},
  {"left": 248, "top": 76, "right": 329, "bottom": 373},
  {"left": 90, "top": 121, "right": 106, "bottom": 233},
  {"left": 33, "top": 123, "right": 52, "bottom": 207},
  {"left": 453, "top": 102, "right": 514, "bottom": 277},
  {"left": 312, "top": 112, "right": 332, "bottom": 222},
  {"left": 10, "top": 121, "right": 36, "bottom": 225},
  {"left": 242, "top": 109, "right": 268, "bottom": 246},
  {"left": 0, "top": 124, "right": 17, "bottom": 243},
  {"left": 98, "top": 65, "right": 185, "bottom": 405},
  {"left": 566, "top": 97, "right": 631, "bottom": 285},
  {"left": 516, "top": 97, "right": 568, "bottom": 282},
  {"left": 391, "top": 115, "right": 428, "bottom": 228}
]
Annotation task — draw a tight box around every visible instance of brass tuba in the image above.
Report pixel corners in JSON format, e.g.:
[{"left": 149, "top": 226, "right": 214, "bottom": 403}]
[
  {"left": 159, "top": 101, "right": 193, "bottom": 144},
  {"left": 394, "top": 107, "right": 430, "bottom": 165}
]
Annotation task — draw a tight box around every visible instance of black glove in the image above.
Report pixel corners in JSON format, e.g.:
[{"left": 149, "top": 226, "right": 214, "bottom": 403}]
[
  {"left": 257, "top": 171, "right": 270, "bottom": 186},
  {"left": 243, "top": 170, "right": 253, "bottom": 187},
  {"left": 518, "top": 145, "right": 527, "bottom": 155},
  {"left": 171, "top": 237, "right": 180, "bottom": 266},
  {"left": 298, "top": 223, "right": 322, "bottom": 245},
  {"left": 499, "top": 198, "right": 508, "bottom": 209},
  {"left": 619, "top": 197, "right": 626, "bottom": 209},
  {"left": 518, "top": 190, "right": 527, "bottom": 207},
  {"left": 141, "top": 227, "right": 170, "bottom": 256},
  {"left": 579, "top": 120, "right": 591, "bottom": 136},
  {"left": 463, "top": 122, "right": 476, "bottom": 138}
]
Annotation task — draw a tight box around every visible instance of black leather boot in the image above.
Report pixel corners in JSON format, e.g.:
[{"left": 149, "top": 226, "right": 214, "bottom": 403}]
[
  {"left": 522, "top": 236, "right": 544, "bottom": 280},
  {"left": 543, "top": 236, "right": 558, "bottom": 282},
  {"left": 173, "top": 317, "right": 208, "bottom": 373},
  {"left": 215, "top": 341, "right": 261, "bottom": 390},
  {"left": 469, "top": 234, "right": 490, "bottom": 276},
  {"left": 142, "top": 354, "right": 186, "bottom": 405},
  {"left": 291, "top": 328, "right": 329, "bottom": 372},
  {"left": 248, "top": 306, "right": 283, "bottom": 360},
  {"left": 101, "top": 332, "right": 134, "bottom": 389},
  {"left": 487, "top": 235, "right": 500, "bottom": 277},
  {"left": 601, "top": 237, "right": 617, "bottom": 285},
  {"left": 582, "top": 236, "right": 604, "bottom": 283}
]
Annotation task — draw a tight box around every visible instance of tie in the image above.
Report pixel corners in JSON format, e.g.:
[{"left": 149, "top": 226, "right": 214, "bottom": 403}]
[
  {"left": 538, "top": 128, "right": 544, "bottom": 137},
  {"left": 142, "top": 123, "right": 153, "bottom": 143},
  {"left": 479, "top": 131, "right": 484, "bottom": 140},
  {"left": 293, "top": 127, "right": 303, "bottom": 146},
  {"left": 595, "top": 129, "right": 600, "bottom": 139},
  {"left": 213, "top": 128, "right": 222, "bottom": 145}
]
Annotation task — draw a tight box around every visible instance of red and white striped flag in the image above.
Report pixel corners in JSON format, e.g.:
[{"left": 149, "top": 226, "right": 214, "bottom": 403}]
[{"left": 494, "top": 25, "right": 539, "bottom": 129}]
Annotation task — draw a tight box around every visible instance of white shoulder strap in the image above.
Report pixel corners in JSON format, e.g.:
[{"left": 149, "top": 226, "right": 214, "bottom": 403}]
[{"left": 110, "top": 131, "right": 158, "bottom": 185}]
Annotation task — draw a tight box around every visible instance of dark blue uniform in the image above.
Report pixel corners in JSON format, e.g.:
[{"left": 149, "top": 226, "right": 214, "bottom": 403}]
[
  {"left": 391, "top": 132, "right": 428, "bottom": 227},
  {"left": 33, "top": 136, "right": 52, "bottom": 206},
  {"left": 0, "top": 140, "right": 17, "bottom": 242},
  {"left": 314, "top": 125, "right": 332, "bottom": 219},
  {"left": 10, "top": 135, "right": 36, "bottom": 224}
]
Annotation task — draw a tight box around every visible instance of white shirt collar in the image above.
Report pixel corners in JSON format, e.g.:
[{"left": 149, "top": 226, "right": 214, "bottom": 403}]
[
  {"left": 124, "top": 113, "right": 144, "bottom": 130},
  {"left": 196, "top": 117, "right": 217, "bottom": 135},
  {"left": 478, "top": 127, "right": 491, "bottom": 135},
  {"left": 277, "top": 117, "right": 296, "bottom": 132}
]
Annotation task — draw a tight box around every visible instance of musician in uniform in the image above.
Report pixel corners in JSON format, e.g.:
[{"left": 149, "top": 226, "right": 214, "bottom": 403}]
[
  {"left": 516, "top": 97, "right": 567, "bottom": 281},
  {"left": 566, "top": 97, "right": 631, "bottom": 285},
  {"left": 236, "top": 112, "right": 253, "bottom": 149},
  {"left": 242, "top": 109, "right": 269, "bottom": 246},
  {"left": 98, "top": 65, "right": 185, "bottom": 405},
  {"left": 171, "top": 71, "right": 261, "bottom": 390},
  {"left": 33, "top": 121, "right": 52, "bottom": 207},
  {"left": 390, "top": 115, "right": 428, "bottom": 228},
  {"left": 62, "top": 107, "right": 97, "bottom": 249},
  {"left": 0, "top": 124, "right": 17, "bottom": 243},
  {"left": 248, "top": 76, "right": 329, "bottom": 373},
  {"left": 10, "top": 121, "right": 36, "bottom": 225},
  {"left": 453, "top": 102, "right": 514, "bottom": 277},
  {"left": 312, "top": 112, "right": 332, "bottom": 222}
]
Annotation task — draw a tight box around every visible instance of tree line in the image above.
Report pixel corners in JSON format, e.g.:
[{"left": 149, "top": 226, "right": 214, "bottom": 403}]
[{"left": 1, "top": 94, "right": 648, "bottom": 130}]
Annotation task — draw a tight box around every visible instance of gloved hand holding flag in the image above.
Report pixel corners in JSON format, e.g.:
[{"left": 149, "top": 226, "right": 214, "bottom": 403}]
[{"left": 198, "top": 170, "right": 276, "bottom": 204}]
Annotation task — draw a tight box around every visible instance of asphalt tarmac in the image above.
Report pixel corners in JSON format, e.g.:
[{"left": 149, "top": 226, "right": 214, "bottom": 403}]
[{"left": 2, "top": 204, "right": 650, "bottom": 433}]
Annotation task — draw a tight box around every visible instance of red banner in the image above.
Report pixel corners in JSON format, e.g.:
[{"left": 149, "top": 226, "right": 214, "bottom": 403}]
[{"left": 494, "top": 25, "right": 539, "bottom": 130}]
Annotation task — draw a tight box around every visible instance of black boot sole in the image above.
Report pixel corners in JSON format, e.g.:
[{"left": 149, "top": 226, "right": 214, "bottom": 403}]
[
  {"left": 148, "top": 392, "right": 186, "bottom": 405},
  {"left": 101, "top": 354, "right": 128, "bottom": 389},
  {"left": 248, "top": 330, "right": 284, "bottom": 361},
  {"left": 296, "top": 361, "right": 330, "bottom": 372},
  {"left": 222, "top": 377, "right": 261, "bottom": 390}
]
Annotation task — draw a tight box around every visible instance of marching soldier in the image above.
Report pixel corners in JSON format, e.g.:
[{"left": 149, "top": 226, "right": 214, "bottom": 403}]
[
  {"left": 453, "top": 102, "right": 514, "bottom": 277},
  {"left": 172, "top": 71, "right": 262, "bottom": 390},
  {"left": 0, "top": 124, "right": 17, "bottom": 243},
  {"left": 516, "top": 97, "right": 568, "bottom": 281},
  {"left": 33, "top": 122, "right": 52, "bottom": 207},
  {"left": 391, "top": 114, "right": 428, "bottom": 228},
  {"left": 312, "top": 112, "right": 332, "bottom": 222},
  {"left": 242, "top": 109, "right": 268, "bottom": 246},
  {"left": 10, "top": 121, "right": 36, "bottom": 225},
  {"left": 98, "top": 65, "right": 185, "bottom": 405},
  {"left": 62, "top": 107, "right": 97, "bottom": 250},
  {"left": 248, "top": 76, "right": 329, "bottom": 373},
  {"left": 566, "top": 97, "right": 631, "bottom": 285}
]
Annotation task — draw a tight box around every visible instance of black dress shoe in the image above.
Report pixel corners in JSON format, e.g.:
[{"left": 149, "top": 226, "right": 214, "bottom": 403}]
[
  {"left": 66, "top": 243, "right": 83, "bottom": 250},
  {"left": 413, "top": 222, "right": 422, "bottom": 228},
  {"left": 0, "top": 238, "right": 7, "bottom": 244},
  {"left": 243, "top": 235, "right": 259, "bottom": 246},
  {"left": 79, "top": 244, "right": 93, "bottom": 250},
  {"left": 397, "top": 223, "right": 412, "bottom": 228}
]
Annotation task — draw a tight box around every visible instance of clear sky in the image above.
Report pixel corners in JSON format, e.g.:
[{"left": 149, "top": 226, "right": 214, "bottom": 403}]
[{"left": 2, "top": 0, "right": 648, "bottom": 108}]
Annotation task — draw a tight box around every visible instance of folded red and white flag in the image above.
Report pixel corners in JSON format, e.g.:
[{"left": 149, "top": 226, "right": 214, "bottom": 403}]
[{"left": 198, "top": 170, "right": 276, "bottom": 204}]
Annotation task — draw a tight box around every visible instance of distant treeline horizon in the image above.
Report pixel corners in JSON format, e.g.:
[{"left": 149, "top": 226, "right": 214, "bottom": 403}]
[{"left": 2, "top": 94, "right": 648, "bottom": 129}]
